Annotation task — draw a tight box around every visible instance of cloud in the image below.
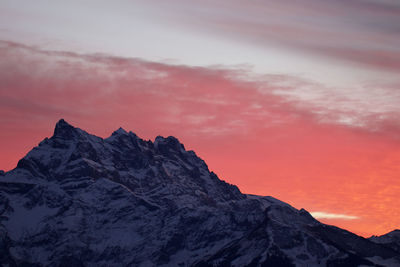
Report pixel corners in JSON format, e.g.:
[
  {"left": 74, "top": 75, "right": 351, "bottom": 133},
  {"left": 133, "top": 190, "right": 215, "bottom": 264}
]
[
  {"left": 1, "top": 40, "right": 400, "bottom": 164},
  {"left": 0, "top": 39, "right": 321, "bottom": 167},
  {"left": 0, "top": 40, "right": 322, "bottom": 135},
  {"left": 311, "top": 212, "right": 359, "bottom": 220},
  {"left": 1, "top": 40, "right": 400, "bottom": 237},
  {"left": 145, "top": 0, "right": 400, "bottom": 72}
]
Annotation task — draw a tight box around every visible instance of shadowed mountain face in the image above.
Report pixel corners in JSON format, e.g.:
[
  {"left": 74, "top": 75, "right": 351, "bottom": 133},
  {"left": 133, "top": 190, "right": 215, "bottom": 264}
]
[
  {"left": 370, "top": 230, "right": 400, "bottom": 254},
  {"left": 0, "top": 120, "right": 399, "bottom": 266}
]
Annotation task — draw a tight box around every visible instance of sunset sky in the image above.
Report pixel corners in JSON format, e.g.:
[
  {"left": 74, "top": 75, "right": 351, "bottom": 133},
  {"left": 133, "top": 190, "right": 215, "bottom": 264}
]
[{"left": 1, "top": 0, "right": 399, "bottom": 237}]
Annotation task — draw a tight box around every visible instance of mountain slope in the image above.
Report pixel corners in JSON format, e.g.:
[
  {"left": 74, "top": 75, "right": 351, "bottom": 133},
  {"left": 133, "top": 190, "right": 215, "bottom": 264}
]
[
  {"left": 0, "top": 120, "right": 399, "bottom": 266},
  {"left": 370, "top": 230, "right": 400, "bottom": 254}
]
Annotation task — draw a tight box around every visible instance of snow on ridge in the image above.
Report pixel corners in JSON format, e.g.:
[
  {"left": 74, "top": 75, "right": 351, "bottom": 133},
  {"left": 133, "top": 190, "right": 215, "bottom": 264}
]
[{"left": 0, "top": 119, "right": 399, "bottom": 266}]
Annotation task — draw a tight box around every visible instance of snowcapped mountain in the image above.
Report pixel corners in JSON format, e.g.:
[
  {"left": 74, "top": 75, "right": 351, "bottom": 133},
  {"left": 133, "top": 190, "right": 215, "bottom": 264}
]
[
  {"left": 370, "top": 230, "right": 400, "bottom": 254},
  {"left": 0, "top": 119, "right": 399, "bottom": 266}
]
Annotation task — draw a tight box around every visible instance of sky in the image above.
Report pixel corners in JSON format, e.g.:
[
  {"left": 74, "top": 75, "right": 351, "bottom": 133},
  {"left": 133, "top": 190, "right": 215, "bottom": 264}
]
[{"left": 0, "top": 0, "right": 399, "bottom": 237}]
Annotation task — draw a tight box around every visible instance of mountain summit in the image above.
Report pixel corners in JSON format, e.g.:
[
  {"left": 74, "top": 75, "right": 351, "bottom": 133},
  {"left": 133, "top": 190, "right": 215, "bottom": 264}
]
[{"left": 1, "top": 120, "right": 399, "bottom": 266}]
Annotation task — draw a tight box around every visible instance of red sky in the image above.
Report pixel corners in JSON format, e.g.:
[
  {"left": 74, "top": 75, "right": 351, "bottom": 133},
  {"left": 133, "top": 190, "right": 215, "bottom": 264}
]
[
  {"left": 1, "top": 40, "right": 400, "bottom": 237},
  {"left": 1, "top": 0, "right": 400, "bottom": 238}
]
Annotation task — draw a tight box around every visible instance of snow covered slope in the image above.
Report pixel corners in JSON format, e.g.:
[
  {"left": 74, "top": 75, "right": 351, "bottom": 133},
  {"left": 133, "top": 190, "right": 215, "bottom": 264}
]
[
  {"left": 370, "top": 230, "right": 400, "bottom": 254},
  {"left": 0, "top": 119, "right": 399, "bottom": 266}
]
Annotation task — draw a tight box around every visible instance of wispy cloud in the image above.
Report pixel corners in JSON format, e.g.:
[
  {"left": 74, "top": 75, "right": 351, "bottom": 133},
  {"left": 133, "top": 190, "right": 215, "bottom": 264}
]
[
  {"left": 311, "top": 211, "right": 359, "bottom": 220},
  {"left": 1, "top": 41, "right": 400, "bottom": 237},
  {"left": 2, "top": 40, "right": 399, "bottom": 137},
  {"left": 146, "top": 0, "right": 400, "bottom": 72}
]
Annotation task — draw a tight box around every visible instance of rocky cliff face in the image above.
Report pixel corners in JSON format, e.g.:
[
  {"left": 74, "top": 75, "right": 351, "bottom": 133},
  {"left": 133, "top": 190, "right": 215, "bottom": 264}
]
[{"left": 1, "top": 120, "right": 399, "bottom": 266}]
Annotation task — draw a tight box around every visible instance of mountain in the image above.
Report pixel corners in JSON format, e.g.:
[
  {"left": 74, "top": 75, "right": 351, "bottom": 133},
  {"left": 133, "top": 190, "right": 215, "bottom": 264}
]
[
  {"left": 0, "top": 119, "right": 399, "bottom": 266},
  {"left": 370, "top": 230, "right": 400, "bottom": 254}
]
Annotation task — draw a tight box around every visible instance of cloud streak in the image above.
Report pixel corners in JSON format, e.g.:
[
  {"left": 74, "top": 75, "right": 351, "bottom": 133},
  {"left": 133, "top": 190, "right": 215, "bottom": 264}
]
[
  {"left": 311, "top": 212, "right": 359, "bottom": 220},
  {"left": 144, "top": 0, "right": 400, "bottom": 72}
]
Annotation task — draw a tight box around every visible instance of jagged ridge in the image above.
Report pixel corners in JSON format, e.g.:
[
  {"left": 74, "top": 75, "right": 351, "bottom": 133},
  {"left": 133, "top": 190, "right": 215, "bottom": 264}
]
[{"left": 0, "top": 119, "right": 399, "bottom": 266}]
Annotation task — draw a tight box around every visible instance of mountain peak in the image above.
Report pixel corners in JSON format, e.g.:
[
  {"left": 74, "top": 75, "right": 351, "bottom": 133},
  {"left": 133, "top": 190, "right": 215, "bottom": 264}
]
[
  {"left": 53, "top": 119, "right": 77, "bottom": 138},
  {"left": 2, "top": 121, "right": 400, "bottom": 266},
  {"left": 112, "top": 127, "right": 128, "bottom": 136},
  {"left": 55, "top": 118, "right": 71, "bottom": 128},
  {"left": 154, "top": 135, "right": 185, "bottom": 152}
]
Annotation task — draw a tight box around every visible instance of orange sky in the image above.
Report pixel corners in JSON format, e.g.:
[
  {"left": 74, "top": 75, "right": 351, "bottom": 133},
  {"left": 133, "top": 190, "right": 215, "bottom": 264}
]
[{"left": 1, "top": 41, "right": 399, "bottom": 237}]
